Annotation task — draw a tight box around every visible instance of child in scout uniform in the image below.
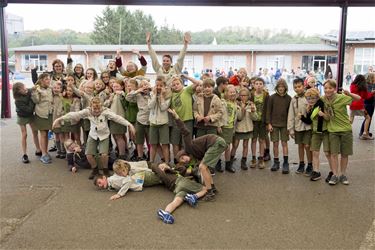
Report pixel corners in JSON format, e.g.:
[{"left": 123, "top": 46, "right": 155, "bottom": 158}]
[
  {"left": 231, "top": 88, "right": 258, "bottom": 170},
  {"left": 52, "top": 97, "right": 135, "bottom": 180},
  {"left": 193, "top": 78, "right": 224, "bottom": 138},
  {"left": 104, "top": 78, "right": 128, "bottom": 160},
  {"left": 299, "top": 88, "right": 331, "bottom": 181},
  {"left": 13, "top": 82, "right": 41, "bottom": 163},
  {"left": 31, "top": 73, "right": 54, "bottom": 164},
  {"left": 219, "top": 85, "right": 239, "bottom": 173},
  {"left": 152, "top": 162, "right": 207, "bottom": 224},
  {"left": 322, "top": 80, "right": 361, "bottom": 185},
  {"left": 266, "top": 78, "right": 292, "bottom": 174},
  {"left": 287, "top": 78, "right": 313, "bottom": 176},
  {"left": 250, "top": 78, "right": 269, "bottom": 169},
  {"left": 94, "top": 160, "right": 161, "bottom": 201},
  {"left": 126, "top": 79, "right": 152, "bottom": 161},
  {"left": 148, "top": 76, "right": 171, "bottom": 163},
  {"left": 169, "top": 75, "right": 198, "bottom": 163}
]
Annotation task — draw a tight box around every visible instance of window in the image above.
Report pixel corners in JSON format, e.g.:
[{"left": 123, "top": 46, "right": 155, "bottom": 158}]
[
  {"left": 101, "top": 54, "right": 114, "bottom": 68},
  {"left": 21, "top": 54, "right": 48, "bottom": 71},
  {"left": 213, "top": 55, "right": 246, "bottom": 73},
  {"left": 57, "top": 54, "right": 86, "bottom": 69},
  {"left": 354, "top": 48, "right": 375, "bottom": 74},
  {"left": 256, "top": 55, "right": 291, "bottom": 72}
]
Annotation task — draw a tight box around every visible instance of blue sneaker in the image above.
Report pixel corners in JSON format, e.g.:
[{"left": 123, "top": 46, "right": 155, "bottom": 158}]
[
  {"left": 157, "top": 209, "right": 174, "bottom": 224},
  {"left": 40, "top": 155, "right": 51, "bottom": 164},
  {"left": 184, "top": 193, "right": 198, "bottom": 207}
]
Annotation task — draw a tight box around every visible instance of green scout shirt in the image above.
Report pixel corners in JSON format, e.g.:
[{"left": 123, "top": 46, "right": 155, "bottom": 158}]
[
  {"left": 311, "top": 106, "right": 327, "bottom": 132},
  {"left": 171, "top": 85, "right": 194, "bottom": 121},
  {"left": 324, "top": 94, "right": 352, "bottom": 132},
  {"left": 223, "top": 101, "right": 236, "bottom": 129},
  {"left": 122, "top": 95, "right": 138, "bottom": 124}
]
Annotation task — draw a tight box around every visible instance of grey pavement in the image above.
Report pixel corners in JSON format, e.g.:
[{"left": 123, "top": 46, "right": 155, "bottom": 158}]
[{"left": 0, "top": 115, "right": 374, "bottom": 249}]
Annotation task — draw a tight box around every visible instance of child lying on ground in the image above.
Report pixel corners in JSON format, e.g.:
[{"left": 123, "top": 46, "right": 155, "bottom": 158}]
[
  {"left": 94, "top": 159, "right": 161, "bottom": 200},
  {"left": 64, "top": 139, "right": 91, "bottom": 173},
  {"left": 151, "top": 162, "right": 208, "bottom": 224}
]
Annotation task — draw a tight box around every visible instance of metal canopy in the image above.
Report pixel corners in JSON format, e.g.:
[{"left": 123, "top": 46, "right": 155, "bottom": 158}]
[{"left": 5, "top": 0, "right": 375, "bottom": 6}]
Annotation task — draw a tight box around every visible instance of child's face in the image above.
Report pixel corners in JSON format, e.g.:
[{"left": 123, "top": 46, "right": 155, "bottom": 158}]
[
  {"left": 53, "top": 63, "right": 63, "bottom": 74},
  {"left": 324, "top": 84, "right": 336, "bottom": 97},
  {"left": 238, "top": 69, "right": 247, "bottom": 79},
  {"left": 162, "top": 56, "right": 172, "bottom": 70},
  {"left": 226, "top": 87, "right": 237, "bottom": 101},
  {"left": 306, "top": 95, "right": 319, "bottom": 106},
  {"left": 41, "top": 76, "right": 51, "bottom": 88},
  {"left": 195, "top": 82, "right": 203, "bottom": 94},
  {"left": 179, "top": 155, "right": 190, "bottom": 164},
  {"left": 53, "top": 84, "right": 62, "bottom": 95},
  {"left": 126, "top": 62, "right": 136, "bottom": 73},
  {"left": 155, "top": 81, "right": 164, "bottom": 94},
  {"left": 107, "top": 61, "right": 116, "bottom": 71},
  {"left": 254, "top": 80, "right": 264, "bottom": 92},
  {"left": 294, "top": 83, "right": 305, "bottom": 95},
  {"left": 86, "top": 70, "right": 95, "bottom": 80},
  {"left": 118, "top": 168, "right": 129, "bottom": 177},
  {"left": 65, "top": 86, "right": 74, "bottom": 98},
  {"left": 277, "top": 85, "right": 286, "bottom": 95},
  {"left": 172, "top": 79, "right": 183, "bottom": 92},
  {"left": 127, "top": 82, "right": 137, "bottom": 92},
  {"left": 203, "top": 84, "right": 213, "bottom": 96},
  {"left": 84, "top": 82, "right": 94, "bottom": 95},
  {"left": 19, "top": 84, "right": 28, "bottom": 95},
  {"left": 201, "top": 74, "right": 210, "bottom": 81},
  {"left": 66, "top": 76, "right": 75, "bottom": 86},
  {"left": 307, "top": 78, "right": 316, "bottom": 88},
  {"left": 96, "top": 177, "right": 108, "bottom": 189},
  {"left": 74, "top": 65, "right": 83, "bottom": 74},
  {"left": 91, "top": 103, "right": 102, "bottom": 116},
  {"left": 101, "top": 73, "right": 110, "bottom": 83},
  {"left": 112, "top": 82, "right": 123, "bottom": 92},
  {"left": 95, "top": 81, "right": 104, "bottom": 92},
  {"left": 239, "top": 92, "right": 249, "bottom": 102}
]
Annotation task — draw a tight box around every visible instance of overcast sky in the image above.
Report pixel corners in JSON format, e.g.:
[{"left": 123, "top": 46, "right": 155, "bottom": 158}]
[{"left": 5, "top": 4, "right": 375, "bottom": 35}]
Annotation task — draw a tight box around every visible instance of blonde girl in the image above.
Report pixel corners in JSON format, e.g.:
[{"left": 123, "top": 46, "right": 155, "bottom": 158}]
[
  {"left": 13, "top": 82, "right": 42, "bottom": 163},
  {"left": 31, "top": 73, "right": 54, "bottom": 164},
  {"left": 105, "top": 77, "right": 128, "bottom": 159},
  {"left": 230, "top": 88, "right": 257, "bottom": 170}
]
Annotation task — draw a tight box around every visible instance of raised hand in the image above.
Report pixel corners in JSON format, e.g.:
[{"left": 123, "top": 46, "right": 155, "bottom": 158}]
[
  {"left": 116, "top": 48, "right": 122, "bottom": 58},
  {"left": 146, "top": 32, "right": 151, "bottom": 44},
  {"left": 184, "top": 32, "right": 191, "bottom": 44}
]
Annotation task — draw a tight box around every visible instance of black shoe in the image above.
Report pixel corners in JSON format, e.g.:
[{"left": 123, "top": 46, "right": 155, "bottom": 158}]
[
  {"left": 22, "top": 154, "right": 30, "bottom": 163},
  {"left": 263, "top": 151, "right": 271, "bottom": 161},
  {"left": 240, "top": 158, "right": 248, "bottom": 170},
  {"left": 56, "top": 153, "right": 61, "bottom": 159},
  {"left": 211, "top": 184, "right": 218, "bottom": 194},
  {"left": 215, "top": 159, "right": 223, "bottom": 173},
  {"left": 296, "top": 163, "right": 305, "bottom": 174},
  {"left": 282, "top": 162, "right": 289, "bottom": 174},
  {"left": 202, "top": 190, "right": 216, "bottom": 201},
  {"left": 225, "top": 161, "right": 236, "bottom": 173},
  {"left": 325, "top": 171, "right": 333, "bottom": 183},
  {"left": 304, "top": 164, "right": 313, "bottom": 177},
  {"left": 88, "top": 167, "right": 99, "bottom": 180},
  {"left": 59, "top": 152, "right": 66, "bottom": 159},
  {"left": 48, "top": 146, "right": 57, "bottom": 152},
  {"left": 271, "top": 161, "right": 280, "bottom": 171},
  {"left": 35, "top": 151, "right": 42, "bottom": 156},
  {"left": 310, "top": 171, "right": 321, "bottom": 181}
]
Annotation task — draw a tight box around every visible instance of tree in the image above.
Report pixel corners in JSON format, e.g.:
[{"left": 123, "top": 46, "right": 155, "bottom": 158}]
[{"left": 91, "top": 6, "right": 157, "bottom": 44}]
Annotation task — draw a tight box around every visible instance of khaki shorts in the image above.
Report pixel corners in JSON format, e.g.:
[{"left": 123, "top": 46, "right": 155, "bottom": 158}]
[
  {"left": 219, "top": 127, "right": 234, "bottom": 145},
  {"left": 82, "top": 119, "right": 90, "bottom": 132},
  {"left": 253, "top": 121, "right": 267, "bottom": 140},
  {"left": 329, "top": 131, "right": 353, "bottom": 155},
  {"left": 143, "top": 171, "right": 162, "bottom": 187},
  {"left": 85, "top": 136, "right": 109, "bottom": 155},
  {"left": 170, "top": 120, "right": 194, "bottom": 146},
  {"left": 310, "top": 131, "right": 330, "bottom": 152},
  {"left": 351, "top": 110, "right": 365, "bottom": 117},
  {"left": 109, "top": 120, "right": 127, "bottom": 135},
  {"left": 174, "top": 176, "right": 203, "bottom": 198},
  {"left": 202, "top": 137, "right": 227, "bottom": 168},
  {"left": 234, "top": 132, "right": 253, "bottom": 140},
  {"left": 270, "top": 127, "right": 289, "bottom": 142},
  {"left": 17, "top": 115, "right": 34, "bottom": 126},
  {"left": 149, "top": 124, "right": 169, "bottom": 145},
  {"left": 135, "top": 122, "right": 149, "bottom": 145},
  {"left": 295, "top": 130, "right": 312, "bottom": 145},
  {"left": 196, "top": 128, "right": 217, "bottom": 138}
]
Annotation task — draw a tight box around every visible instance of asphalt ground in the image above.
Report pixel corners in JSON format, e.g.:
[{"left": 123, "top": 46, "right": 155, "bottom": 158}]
[{"left": 0, "top": 110, "right": 374, "bottom": 249}]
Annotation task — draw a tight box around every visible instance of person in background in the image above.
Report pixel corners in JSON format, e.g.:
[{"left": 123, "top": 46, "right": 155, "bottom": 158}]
[{"left": 360, "top": 73, "right": 375, "bottom": 137}]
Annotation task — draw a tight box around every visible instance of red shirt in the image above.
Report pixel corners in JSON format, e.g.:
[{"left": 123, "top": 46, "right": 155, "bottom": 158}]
[
  {"left": 229, "top": 75, "right": 240, "bottom": 86},
  {"left": 350, "top": 83, "right": 374, "bottom": 110}
]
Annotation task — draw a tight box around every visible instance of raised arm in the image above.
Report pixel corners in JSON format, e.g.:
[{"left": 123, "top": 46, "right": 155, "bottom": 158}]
[
  {"left": 174, "top": 32, "right": 190, "bottom": 74},
  {"left": 66, "top": 45, "right": 74, "bottom": 74},
  {"left": 146, "top": 32, "right": 161, "bottom": 73}
]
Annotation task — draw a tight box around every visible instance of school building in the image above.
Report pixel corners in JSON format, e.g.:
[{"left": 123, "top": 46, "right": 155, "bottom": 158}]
[{"left": 10, "top": 31, "right": 375, "bottom": 77}]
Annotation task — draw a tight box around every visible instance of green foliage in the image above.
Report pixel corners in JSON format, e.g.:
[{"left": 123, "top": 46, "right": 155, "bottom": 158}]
[{"left": 8, "top": 29, "right": 93, "bottom": 48}]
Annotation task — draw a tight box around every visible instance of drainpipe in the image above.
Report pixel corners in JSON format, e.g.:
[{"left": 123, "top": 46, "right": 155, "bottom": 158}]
[{"left": 84, "top": 50, "right": 89, "bottom": 68}]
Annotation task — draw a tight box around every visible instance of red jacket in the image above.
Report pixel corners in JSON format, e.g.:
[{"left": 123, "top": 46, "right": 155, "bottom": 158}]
[
  {"left": 229, "top": 75, "right": 240, "bottom": 86},
  {"left": 350, "top": 83, "right": 374, "bottom": 110}
]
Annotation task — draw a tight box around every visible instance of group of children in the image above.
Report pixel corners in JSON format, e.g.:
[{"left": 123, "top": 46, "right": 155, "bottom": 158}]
[{"left": 12, "top": 32, "right": 375, "bottom": 224}]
